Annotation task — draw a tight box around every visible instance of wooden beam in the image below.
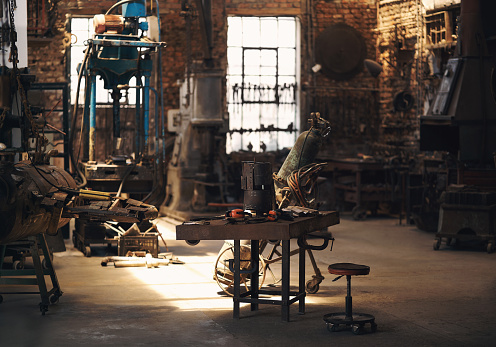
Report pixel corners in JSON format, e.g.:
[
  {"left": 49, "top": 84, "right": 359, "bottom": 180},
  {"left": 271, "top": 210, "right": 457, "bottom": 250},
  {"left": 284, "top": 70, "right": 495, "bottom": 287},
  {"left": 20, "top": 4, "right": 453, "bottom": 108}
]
[{"left": 226, "top": 8, "right": 301, "bottom": 17}]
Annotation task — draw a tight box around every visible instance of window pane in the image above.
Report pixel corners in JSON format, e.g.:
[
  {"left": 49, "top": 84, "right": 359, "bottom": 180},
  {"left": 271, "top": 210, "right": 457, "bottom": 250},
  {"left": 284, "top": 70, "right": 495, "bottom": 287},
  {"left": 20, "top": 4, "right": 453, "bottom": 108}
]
[
  {"left": 260, "top": 18, "right": 277, "bottom": 48},
  {"left": 242, "top": 104, "right": 260, "bottom": 129},
  {"left": 261, "top": 50, "right": 277, "bottom": 66},
  {"left": 243, "top": 49, "right": 260, "bottom": 76},
  {"left": 242, "top": 18, "right": 260, "bottom": 47},
  {"left": 278, "top": 48, "right": 296, "bottom": 75},
  {"left": 227, "top": 47, "right": 242, "bottom": 75},
  {"left": 227, "top": 17, "right": 242, "bottom": 47},
  {"left": 278, "top": 19, "right": 295, "bottom": 47}
]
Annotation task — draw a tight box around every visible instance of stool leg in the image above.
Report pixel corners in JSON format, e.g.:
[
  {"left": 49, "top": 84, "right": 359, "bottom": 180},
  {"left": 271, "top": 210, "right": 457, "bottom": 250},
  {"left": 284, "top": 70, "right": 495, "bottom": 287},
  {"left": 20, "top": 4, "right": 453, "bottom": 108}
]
[{"left": 345, "top": 275, "right": 352, "bottom": 320}]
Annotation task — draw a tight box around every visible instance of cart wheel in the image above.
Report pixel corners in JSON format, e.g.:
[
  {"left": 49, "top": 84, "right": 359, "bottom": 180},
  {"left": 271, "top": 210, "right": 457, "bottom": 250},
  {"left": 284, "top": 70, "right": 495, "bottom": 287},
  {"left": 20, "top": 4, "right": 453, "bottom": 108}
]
[
  {"left": 486, "top": 241, "right": 495, "bottom": 254},
  {"left": 371, "top": 322, "right": 378, "bottom": 333},
  {"left": 39, "top": 303, "right": 48, "bottom": 315},
  {"left": 352, "top": 206, "right": 367, "bottom": 220},
  {"left": 433, "top": 238, "right": 441, "bottom": 250},
  {"left": 84, "top": 246, "right": 91, "bottom": 257},
  {"left": 50, "top": 294, "right": 60, "bottom": 304},
  {"left": 213, "top": 245, "right": 266, "bottom": 296},
  {"left": 326, "top": 323, "right": 338, "bottom": 332},
  {"left": 305, "top": 279, "right": 320, "bottom": 294},
  {"left": 13, "top": 260, "right": 24, "bottom": 270},
  {"left": 352, "top": 324, "right": 365, "bottom": 335}
]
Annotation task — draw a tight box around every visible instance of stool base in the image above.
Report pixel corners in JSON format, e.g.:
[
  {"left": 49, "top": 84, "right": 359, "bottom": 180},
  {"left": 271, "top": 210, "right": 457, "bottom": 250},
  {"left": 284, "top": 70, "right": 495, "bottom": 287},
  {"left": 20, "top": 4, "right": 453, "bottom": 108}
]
[{"left": 323, "top": 312, "right": 377, "bottom": 334}]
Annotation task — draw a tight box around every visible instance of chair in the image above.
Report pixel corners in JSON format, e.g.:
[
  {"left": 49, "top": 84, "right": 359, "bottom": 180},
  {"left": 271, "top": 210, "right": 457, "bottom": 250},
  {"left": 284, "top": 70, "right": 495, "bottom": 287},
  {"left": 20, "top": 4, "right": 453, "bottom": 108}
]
[{"left": 323, "top": 262, "right": 376, "bottom": 334}]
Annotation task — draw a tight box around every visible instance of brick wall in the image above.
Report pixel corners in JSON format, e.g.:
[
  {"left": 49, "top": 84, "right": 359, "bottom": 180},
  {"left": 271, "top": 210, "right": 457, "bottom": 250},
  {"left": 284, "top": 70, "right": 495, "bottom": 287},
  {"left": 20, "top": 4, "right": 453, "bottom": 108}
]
[
  {"left": 26, "top": 0, "right": 422, "bottom": 161},
  {"left": 376, "top": 0, "right": 423, "bottom": 159}
]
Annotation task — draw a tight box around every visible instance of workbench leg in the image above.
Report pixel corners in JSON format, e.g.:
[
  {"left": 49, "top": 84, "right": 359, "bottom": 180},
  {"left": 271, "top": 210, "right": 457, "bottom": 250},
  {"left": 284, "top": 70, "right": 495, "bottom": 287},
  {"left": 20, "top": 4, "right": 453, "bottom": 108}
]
[
  {"left": 298, "top": 245, "right": 305, "bottom": 315},
  {"left": 38, "top": 234, "right": 62, "bottom": 299},
  {"left": 281, "top": 239, "right": 290, "bottom": 321},
  {"left": 250, "top": 239, "right": 259, "bottom": 312},
  {"left": 233, "top": 240, "right": 240, "bottom": 319},
  {"left": 29, "top": 237, "right": 50, "bottom": 314}
]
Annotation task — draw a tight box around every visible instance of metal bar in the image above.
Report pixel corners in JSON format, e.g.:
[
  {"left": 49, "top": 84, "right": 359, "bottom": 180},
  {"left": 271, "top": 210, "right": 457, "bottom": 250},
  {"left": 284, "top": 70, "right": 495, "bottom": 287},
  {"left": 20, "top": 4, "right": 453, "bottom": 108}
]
[
  {"left": 89, "top": 74, "right": 97, "bottom": 162},
  {"left": 135, "top": 75, "right": 141, "bottom": 155},
  {"left": 62, "top": 84, "right": 70, "bottom": 170},
  {"left": 143, "top": 76, "right": 150, "bottom": 150},
  {"left": 29, "top": 237, "right": 50, "bottom": 309},
  {"left": 250, "top": 239, "right": 259, "bottom": 312},
  {"left": 346, "top": 275, "right": 352, "bottom": 319},
  {"left": 194, "top": 0, "right": 213, "bottom": 61},
  {"left": 233, "top": 239, "right": 241, "bottom": 319},
  {"left": 281, "top": 239, "right": 290, "bottom": 321},
  {"left": 298, "top": 243, "right": 305, "bottom": 315},
  {"left": 0, "top": 278, "right": 39, "bottom": 285},
  {"left": 38, "top": 234, "right": 62, "bottom": 299},
  {"left": 0, "top": 245, "right": 5, "bottom": 269},
  {"left": 89, "top": 39, "right": 164, "bottom": 48}
]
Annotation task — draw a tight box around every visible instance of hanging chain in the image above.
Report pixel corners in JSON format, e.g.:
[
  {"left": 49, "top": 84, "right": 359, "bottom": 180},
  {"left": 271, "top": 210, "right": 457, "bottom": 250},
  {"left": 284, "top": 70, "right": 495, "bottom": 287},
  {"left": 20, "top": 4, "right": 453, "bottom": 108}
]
[{"left": 8, "top": 0, "right": 47, "bottom": 162}]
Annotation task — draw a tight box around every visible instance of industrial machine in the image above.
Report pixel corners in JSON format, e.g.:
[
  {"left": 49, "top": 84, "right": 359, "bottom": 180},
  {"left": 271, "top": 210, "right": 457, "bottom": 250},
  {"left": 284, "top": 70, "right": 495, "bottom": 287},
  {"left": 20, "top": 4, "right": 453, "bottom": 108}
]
[
  {"left": 71, "top": 0, "right": 166, "bottom": 254},
  {"left": 0, "top": 0, "right": 158, "bottom": 312},
  {"left": 74, "top": 0, "right": 165, "bottom": 198},
  {"left": 160, "top": 0, "right": 228, "bottom": 220},
  {"left": 420, "top": 0, "right": 496, "bottom": 252}
]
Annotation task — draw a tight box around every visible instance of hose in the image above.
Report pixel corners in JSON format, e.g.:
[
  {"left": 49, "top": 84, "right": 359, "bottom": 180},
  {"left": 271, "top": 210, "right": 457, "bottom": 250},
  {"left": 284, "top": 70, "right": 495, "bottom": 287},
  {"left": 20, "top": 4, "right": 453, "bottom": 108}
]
[
  {"left": 69, "top": 46, "right": 91, "bottom": 188},
  {"left": 105, "top": 0, "right": 144, "bottom": 15}
]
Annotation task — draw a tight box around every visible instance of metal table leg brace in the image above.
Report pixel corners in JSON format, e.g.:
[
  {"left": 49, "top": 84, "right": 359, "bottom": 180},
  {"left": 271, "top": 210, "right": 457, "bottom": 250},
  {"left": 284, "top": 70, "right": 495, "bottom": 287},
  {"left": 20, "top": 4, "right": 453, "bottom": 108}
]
[{"left": 232, "top": 239, "right": 306, "bottom": 321}]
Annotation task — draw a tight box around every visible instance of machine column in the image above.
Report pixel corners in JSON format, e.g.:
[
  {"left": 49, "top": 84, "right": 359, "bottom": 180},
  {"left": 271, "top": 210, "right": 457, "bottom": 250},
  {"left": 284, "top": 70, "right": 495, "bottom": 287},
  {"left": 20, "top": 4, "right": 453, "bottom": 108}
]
[
  {"left": 89, "top": 74, "right": 97, "bottom": 162},
  {"left": 143, "top": 75, "right": 150, "bottom": 152}
]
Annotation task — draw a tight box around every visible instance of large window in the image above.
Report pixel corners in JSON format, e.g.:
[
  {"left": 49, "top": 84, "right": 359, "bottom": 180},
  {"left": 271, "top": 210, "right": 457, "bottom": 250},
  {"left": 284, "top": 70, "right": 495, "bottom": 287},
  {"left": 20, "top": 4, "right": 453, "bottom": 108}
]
[{"left": 227, "top": 17, "right": 299, "bottom": 153}]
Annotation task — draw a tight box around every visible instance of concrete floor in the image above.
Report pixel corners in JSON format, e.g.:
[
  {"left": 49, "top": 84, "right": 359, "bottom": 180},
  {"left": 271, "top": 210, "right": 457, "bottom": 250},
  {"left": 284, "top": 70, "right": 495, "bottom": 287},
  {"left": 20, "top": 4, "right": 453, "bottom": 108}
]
[{"left": 1, "top": 213, "right": 496, "bottom": 347}]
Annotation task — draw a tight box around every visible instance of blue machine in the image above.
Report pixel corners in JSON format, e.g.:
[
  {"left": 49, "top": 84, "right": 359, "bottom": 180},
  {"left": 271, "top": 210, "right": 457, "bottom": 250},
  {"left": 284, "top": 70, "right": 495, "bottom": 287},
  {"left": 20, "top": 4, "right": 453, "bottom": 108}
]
[{"left": 83, "top": 0, "right": 165, "bottom": 163}]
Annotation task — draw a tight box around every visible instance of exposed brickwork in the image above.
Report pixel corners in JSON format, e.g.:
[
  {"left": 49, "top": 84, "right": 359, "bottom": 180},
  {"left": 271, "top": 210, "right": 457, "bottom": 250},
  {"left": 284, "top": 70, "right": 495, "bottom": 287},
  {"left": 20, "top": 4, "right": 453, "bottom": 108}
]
[
  {"left": 25, "top": 0, "right": 421, "bottom": 160},
  {"left": 376, "top": 0, "right": 423, "bottom": 158}
]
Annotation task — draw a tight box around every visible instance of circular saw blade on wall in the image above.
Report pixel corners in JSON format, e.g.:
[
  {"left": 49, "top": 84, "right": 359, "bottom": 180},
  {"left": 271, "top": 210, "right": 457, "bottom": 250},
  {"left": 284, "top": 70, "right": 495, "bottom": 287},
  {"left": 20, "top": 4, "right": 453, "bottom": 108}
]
[{"left": 315, "top": 23, "right": 367, "bottom": 81}]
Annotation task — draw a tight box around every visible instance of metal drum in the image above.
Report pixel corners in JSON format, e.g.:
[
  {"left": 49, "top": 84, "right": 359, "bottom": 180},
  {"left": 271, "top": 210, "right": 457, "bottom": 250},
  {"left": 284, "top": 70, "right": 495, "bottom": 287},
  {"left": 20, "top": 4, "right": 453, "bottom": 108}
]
[
  {"left": 241, "top": 161, "right": 274, "bottom": 215},
  {"left": 0, "top": 161, "right": 76, "bottom": 244}
]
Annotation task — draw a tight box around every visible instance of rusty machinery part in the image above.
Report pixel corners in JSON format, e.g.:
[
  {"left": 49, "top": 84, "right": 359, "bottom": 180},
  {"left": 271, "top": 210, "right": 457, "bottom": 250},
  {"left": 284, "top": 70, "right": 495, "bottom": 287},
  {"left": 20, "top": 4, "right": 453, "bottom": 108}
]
[
  {"left": 274, "top": 113, "right": 330, "bottom": 207},
  {"left": 393, "top": 91, "right": 415, "bottom": 112},
  {"left": 93, "top": 14, "right": 125, "bottom": 34},
  {"left": 315, "top": 23, "right": 367, "bottom": 81},
  {"left": 286, "top": 162, "right": 327, "bottom": 208},
  {"left": 0, "top": 161, "right": 77, "bottom": 244},
  {"left": 213, "top": 241, "right": 266, "bottom": 296},
  {"left": 64, "top": 196, "right": 158, "bottom": 224},
  {"left": 241, "top": 161, "right": 275, "bottom": 215}
]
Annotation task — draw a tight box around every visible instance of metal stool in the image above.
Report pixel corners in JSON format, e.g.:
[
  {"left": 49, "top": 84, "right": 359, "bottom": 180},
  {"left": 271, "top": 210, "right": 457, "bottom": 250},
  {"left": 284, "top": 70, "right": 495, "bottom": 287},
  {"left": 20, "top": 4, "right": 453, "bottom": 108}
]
[{"left": 323, "top": 263, "right": 377, "bottom": 334}]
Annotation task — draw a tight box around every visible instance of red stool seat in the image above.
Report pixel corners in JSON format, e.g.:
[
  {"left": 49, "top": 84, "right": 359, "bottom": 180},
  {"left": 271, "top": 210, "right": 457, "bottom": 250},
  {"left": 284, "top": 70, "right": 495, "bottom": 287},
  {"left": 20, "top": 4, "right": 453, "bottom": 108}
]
[
  {"left": 328, "top": 263, "right": 370, "bottom": 276},
  {"left": 324, "top": 262, "right": 376, "bottom": 334}
]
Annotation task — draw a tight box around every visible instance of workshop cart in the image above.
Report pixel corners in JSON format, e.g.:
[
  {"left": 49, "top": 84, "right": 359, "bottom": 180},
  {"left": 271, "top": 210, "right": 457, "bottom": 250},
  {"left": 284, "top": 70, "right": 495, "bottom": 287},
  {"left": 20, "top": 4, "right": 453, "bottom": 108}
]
[
  {"left": 73, "top": 220, "right": 118, "bottom": 257},
  {"left": 433, "top": 188, "right": 496, "bottom": 253},
  {"left": 0, "top": 234, "right": 62, "bottom": 315}
]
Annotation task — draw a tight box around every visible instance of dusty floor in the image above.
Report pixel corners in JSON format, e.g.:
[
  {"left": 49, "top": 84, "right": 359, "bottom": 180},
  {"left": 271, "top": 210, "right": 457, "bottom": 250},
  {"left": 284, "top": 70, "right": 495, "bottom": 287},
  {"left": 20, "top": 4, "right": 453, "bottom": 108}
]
[{"left": 1, "top": 213, "right": 496, "bottom": 346}]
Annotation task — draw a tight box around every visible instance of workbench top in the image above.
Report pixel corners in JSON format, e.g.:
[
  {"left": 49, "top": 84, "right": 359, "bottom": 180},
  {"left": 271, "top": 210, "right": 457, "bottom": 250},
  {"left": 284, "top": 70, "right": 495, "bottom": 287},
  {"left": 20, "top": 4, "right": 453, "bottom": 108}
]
[{"left": 176, "top": 210, "right": 339, "bottom": 241}]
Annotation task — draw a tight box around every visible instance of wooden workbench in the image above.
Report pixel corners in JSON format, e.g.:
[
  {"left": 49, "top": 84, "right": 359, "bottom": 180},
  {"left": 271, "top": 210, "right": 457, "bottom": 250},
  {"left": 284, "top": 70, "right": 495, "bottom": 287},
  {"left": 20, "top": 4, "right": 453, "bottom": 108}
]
[{"left": 176, "top": 210, "right": 340, "bottom": 321}]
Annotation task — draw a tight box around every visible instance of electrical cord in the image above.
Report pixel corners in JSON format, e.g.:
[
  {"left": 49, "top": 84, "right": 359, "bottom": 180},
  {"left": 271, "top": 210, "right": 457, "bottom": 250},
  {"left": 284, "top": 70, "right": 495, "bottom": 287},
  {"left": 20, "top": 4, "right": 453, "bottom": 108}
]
[
  {"left": 69, "top": 46, "right": 91, "bottom": 188},
  {"left": 105, "top": 0, "right": 143, "bottom": 15}
]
